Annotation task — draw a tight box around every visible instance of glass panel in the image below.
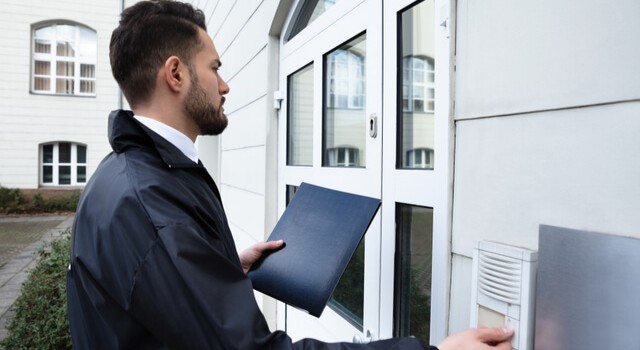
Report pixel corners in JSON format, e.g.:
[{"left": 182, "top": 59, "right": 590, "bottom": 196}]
[
  {"left": 288, "top": 0, "right": 341, "bottom": 40},
  {"left": 394, "top": 203, "right": 433, "bottom": 340},
  {"left": 57, "top": 41, "right": 75, "bottom": 57},
  {"left": 76, "top": 145, "right": 87, "bottom": 163},
  {"left": 78, "top": 27, "right": 97, "bottom": 57},
  {"left": 77, "top": 166, "right": 86, "bottom": 183},
  {"left": 57, "top": 61, "right": 74, "bottom": 77},
  {"left": 398, "top": 0, "right": 435, "bottom": 170},
  {"left": 42, "top": 144, "right": 53, "bottom": 163},
  {"left": 80, "top": 64, "right": 95, "bottom": 78},
  {"left": 287, "top": 64, "right": 314, "bottom": 166},
  {"left": 43, "top": 166, "right": 53, "bottom": 183},
  {"left": 34, "top": 61, "right": 50, "bottom": 75},
  {"left": 56, "top": 79, "right": 74, "bottom": 94},
  {"left": 308, "top": 0, "right": 339, "bottom": 26},
  {"left": 34, "top": 77, "right": 50, "bottom": 91},
  {"left": 35, "top": 26, "right": 54, "bottom": 40},
  {"left": 285, "top": 184, "right": 299, "bottom": 205},
  {"left": 56, "top": 25, "right": 76, "bottom": 57},
  {"left": 59, "top": 166, "right": 71, "bottom": 185},
  {"left": 323, "top": 34, "right": 366, "bottom": 168},
  {"left": 80, "top": 80, "right": 95, "bottom": 94},
  {"left": 58, "top": 143, "right": 71, "bottom": 163},
  {"left": 34, "top": 40, "right": 51, "bottom": 54},
  {"left": 329, "top": 240, "right": 364, "bottom": 329}
]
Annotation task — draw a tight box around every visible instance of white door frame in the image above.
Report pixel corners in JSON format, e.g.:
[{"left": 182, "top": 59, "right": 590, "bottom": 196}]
[
  {"left": 275, "top": 0, "right": 456, "bottom": 344},
  {"left": 277, "top": 0, "right": 384, "bottom": 342},
  {"left": 379, "top": 0, "right": 454, "bottom": 344}
]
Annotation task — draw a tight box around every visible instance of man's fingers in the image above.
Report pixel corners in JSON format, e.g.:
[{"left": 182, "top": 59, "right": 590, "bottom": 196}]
[
  {"left": 263, "top": 239, "right": 285, "bottom": 251},
  {"left": 494, "top": 340, "right": 514, "bottom": 350},
  {"left": 476, "top": 327, "right": 514, "bottom": 343}
]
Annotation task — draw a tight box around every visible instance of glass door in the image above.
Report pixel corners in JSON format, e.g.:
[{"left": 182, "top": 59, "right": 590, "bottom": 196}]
[
  {"left": 278, "top": 0, "right": 383, "bottom": 342},
  {"left": 380, "top": 0, "right": 452, "bottom": 344},
  {"left": 277, "top": 0, "right": 453, "bottom": 344}
]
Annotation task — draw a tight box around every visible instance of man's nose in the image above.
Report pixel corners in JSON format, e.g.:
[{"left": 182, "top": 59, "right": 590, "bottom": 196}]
[{"left": 219, "top": 76, "right": 230, "bottom": 95}]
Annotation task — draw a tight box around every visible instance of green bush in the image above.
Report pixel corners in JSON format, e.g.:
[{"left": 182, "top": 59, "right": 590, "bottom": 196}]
[
  {"left": 1, "top": 232, "right": 72, "bottom": 350},
  {"left": 0, "top": 187, "right": 23, "bottom": 214},
  {"left": 0, "top": 188, "right": 80, "bottom": 214}
]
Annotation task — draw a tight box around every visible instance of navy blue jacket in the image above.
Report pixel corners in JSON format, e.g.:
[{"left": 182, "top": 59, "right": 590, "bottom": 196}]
[{"left": 66, "top": 110, "right": 430, "bottom": 350}]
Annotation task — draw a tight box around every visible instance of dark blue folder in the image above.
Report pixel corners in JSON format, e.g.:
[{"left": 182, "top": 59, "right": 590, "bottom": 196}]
[{"left": 248, "top": 183, "right": 381, "bottom": 317}]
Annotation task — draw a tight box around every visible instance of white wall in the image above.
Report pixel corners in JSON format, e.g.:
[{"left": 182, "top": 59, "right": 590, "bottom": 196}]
[
  {"left": 0, "top": 0, "right": 122, "bottom": 189},
  {"left": 190, "top": 0, "right": 283, "bottom": 327},
  {"left": 191, "top": 0, "right": 280, "bottom": 257},
  {"left": 450, "top": 0, "right": 640, "bottom": 333}
]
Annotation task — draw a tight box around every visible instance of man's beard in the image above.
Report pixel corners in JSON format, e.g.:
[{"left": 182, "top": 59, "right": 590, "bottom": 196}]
[{"left": 184, "top": 75, "right": 228, "bottom": 136}]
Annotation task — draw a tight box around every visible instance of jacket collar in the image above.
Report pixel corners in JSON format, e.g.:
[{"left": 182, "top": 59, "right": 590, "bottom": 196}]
[{"left": 108, "top": 109, "right": 200, "bottom": 169}]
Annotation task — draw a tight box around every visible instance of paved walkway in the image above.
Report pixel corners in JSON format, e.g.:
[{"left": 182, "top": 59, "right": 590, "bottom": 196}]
[{"left": 0, "top": 215, "right": 74, "bottom": 341}]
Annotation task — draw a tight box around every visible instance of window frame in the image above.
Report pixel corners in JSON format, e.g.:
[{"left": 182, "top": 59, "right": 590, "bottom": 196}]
[
  {"left": 31, "top": 21, "right": 97, "bottom": 97},
  {"left": 40, "top": 142, "right": 87, "bottom": 187},
  {"left": 402, "top": 56, "right": 434, "bottom": 113}
]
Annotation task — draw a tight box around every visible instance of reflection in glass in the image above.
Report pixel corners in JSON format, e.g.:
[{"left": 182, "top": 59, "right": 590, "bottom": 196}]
[
  {"left": 42, "top": 144, "right": 53, "bottom": 163},
  {"left": 288, "top": 0, "right": 341, "bottom": 40},
  {"left": 398, "top": 0, "right": 435, "bottom": 170},
  {"left": 394, "top": 203, "right": 433, "bottom": 340},
  {"left": 329, "top": 240, "right": 364, "bottom": 329},
  {"left": 324, "top": 34, "right": 366, "bottom": 168},
  {"left": 77, "top": 145, "right": 87, "bottom": 163},
  {"left": 285, "top": 184, "right": 299, "bottom": 205},
  {"left": 77, "top": 166, "right": 86, "bottom": 183},
  {"left": 287, "top": 64, "right": 314, "bottom": 166},
  {"left": 43, "top": 166, "right": 53, "bottom": 183},
  {"left": 58, "top": 142, "right": 71, "bottom": 163},
  {"left": 59, "top": 166, "right": 71, "bottom": 185}
]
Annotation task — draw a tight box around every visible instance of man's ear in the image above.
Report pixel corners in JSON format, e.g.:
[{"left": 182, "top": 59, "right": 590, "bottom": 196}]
[{"left": 163, "top": 56, "right": 185, "bottom": 93}]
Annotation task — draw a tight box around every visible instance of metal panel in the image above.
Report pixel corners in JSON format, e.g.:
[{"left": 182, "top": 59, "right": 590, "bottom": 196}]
[{"left": 535, "top": 225, "right": 640, "bottom": 349}]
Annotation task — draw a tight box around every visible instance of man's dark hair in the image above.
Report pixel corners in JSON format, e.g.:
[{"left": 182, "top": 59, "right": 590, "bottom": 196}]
[{"left": 110, "top": 0, "right": 207, "bottom": 108}]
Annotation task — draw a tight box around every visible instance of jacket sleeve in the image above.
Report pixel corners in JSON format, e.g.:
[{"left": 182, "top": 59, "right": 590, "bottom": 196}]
[{"left": 128, "top": 223, "right": 430, "bottom": 350}]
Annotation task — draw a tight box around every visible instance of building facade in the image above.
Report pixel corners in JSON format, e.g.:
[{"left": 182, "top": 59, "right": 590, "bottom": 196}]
[
  {"left": 2, "top": 0, "right": 639, "bottom": 346},
  {"left": 0, "top": 0, "right": 129, "bottom": 190},
  {"left": 190, "top": 0, "right": 640, "bottom": 345}
]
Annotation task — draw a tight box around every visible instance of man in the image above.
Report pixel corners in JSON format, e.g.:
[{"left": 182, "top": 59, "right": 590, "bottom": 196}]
[{"left": 66, "top": 1, "right": 514, "bottom": 349}]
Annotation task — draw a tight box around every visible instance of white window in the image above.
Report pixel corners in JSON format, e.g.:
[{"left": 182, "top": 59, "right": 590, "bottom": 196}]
[
  {"left": 326, "top": 146, "right": 359, "bottom": 167},
  {"left": 327, "top": 50, "right": 365, "bottom": 109},
  {"left": 32, "top": 23, "right": 97, "bottom": 96},
  {"left": 41, "top": 142, "right": 87, "bottom": 186},
  {"left": 402, "top": 56, "right": 434, "bottom": 113},
  {"left": 405, "top": 148, "right": 434, "bottom": 169}
]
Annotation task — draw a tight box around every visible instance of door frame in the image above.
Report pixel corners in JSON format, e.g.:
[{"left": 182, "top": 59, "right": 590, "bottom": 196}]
[
  {"left": 276, "top": 0, "right": 384, "bottom": 342},
  {"left": 379, "top": 0, "right": 455, "bottom": 343},
  {"left": 274, "top": 0, "right": 456, "bottom": 344}
]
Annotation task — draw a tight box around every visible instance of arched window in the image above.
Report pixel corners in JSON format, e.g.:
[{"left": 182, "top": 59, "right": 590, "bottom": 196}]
[
  {"left": 402, "top": 56, "right": 434, "bottom": 113},
  {"left": 40, "top": 142, "right": 87, "bottom": 186},
  {"left": 327, "top": 49, "right": 365, "bottom": 110},
  {"left": 32, "top": 22, "right": 97, "bottom": 96}
]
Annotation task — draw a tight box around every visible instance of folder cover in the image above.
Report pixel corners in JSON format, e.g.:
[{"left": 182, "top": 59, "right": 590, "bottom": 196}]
[{"left": 248, "top": 182, "right": 381, "bottom": 317}]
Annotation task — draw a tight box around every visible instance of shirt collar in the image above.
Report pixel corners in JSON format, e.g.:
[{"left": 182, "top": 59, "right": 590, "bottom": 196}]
[{"left": 133, "top": 115, "right": 198, "bottom": 163}]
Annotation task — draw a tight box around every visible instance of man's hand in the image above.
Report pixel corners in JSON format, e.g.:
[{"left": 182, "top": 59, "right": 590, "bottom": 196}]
[
  {"left": 437, "top": 327, "right": 514, "bottom": 350},
  {"left": 239, "top": 240, "right": 285, "bottom": 274}
]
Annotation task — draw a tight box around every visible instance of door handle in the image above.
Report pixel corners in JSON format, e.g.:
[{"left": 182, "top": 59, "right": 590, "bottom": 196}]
[{"left": 369, "top": 113, "right": 378, "bottom": 138}]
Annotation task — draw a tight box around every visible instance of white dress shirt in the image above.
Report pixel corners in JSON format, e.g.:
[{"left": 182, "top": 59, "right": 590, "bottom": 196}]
[{"left": 133, "top": 115, "right": 199, "bottom": 164}]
